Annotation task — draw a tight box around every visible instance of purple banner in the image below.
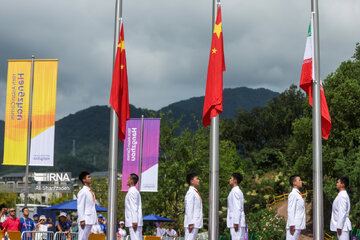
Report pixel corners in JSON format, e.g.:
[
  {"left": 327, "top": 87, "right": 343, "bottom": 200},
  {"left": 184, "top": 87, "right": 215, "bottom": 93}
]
[{"left": 121, "top": 118, "right": 160, "bottom": 192}]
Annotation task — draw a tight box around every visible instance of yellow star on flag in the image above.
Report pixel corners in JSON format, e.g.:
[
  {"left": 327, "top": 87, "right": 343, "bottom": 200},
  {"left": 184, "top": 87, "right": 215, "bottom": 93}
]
[
  {"left": 213, "top": 22, "right": 222, "bottom": 39},
  {"left": 118, "top": 40, "right": 125, "bottom": 51},
  {"left": 212, "top": 48, "right": 217, "bottom": 54},
  {"left": 120, "top": 65, "right": 124, "bottom": 70}
]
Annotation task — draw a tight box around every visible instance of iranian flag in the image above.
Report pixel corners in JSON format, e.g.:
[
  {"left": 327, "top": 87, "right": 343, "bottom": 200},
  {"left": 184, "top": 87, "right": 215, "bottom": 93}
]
[{"left": 300, "top": 14, "right": 331, "bottom": 139}]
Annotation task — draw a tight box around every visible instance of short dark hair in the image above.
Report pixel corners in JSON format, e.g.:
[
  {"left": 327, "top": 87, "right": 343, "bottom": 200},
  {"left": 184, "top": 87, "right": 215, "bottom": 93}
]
[
  {"left": 79, "top": 171, "right": 90, "bottom": 184},
  {"left": 232, "top": 173, "right": 243, "bottom": 184},
  {"left": 129, "top": 173, "right": 139, "bottom": 185},
  {"left": 289, "top": 175, "right": 300, "bottom": 187},
  {"left": 22, "top": 207, "right": 28, "bottom": 212},
  {"left": 339, "top": 176, "right": 349, "bottom": 189},
  {"left": 186, "top": 173, "right": 198, "bottom": 185},
  {"left": 0, "top": 204, "right": 5, "bottom": 210}
]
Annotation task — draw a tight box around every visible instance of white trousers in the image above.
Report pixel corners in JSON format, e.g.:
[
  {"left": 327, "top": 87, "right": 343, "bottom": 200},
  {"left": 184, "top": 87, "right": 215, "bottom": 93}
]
[
  {"left": 79, "top": 224, "right": 92, "bottom": 240},
  {"left": 129, "top": 226, "right": 142, "bottom": 240},
  {"left": 184, "top": 228, "right": 199, "bottom": 240},
  {"left": 337, "top": 231, "right": 349, "bottom": 240},
  {"left": 286, "top": 229, "right": 301, "bottom": 240},
  {"left": 230, "top": 227, "right": 245, "bottom": 240}
]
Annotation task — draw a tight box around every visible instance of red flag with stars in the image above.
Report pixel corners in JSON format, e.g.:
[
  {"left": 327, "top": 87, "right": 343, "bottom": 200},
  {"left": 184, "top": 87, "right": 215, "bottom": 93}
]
[
  {"left": 110, "top": 21, "right": 130, "bottom": 141},
  {"left": 202, "top": 5, "right": 225, "bottom": 127}
]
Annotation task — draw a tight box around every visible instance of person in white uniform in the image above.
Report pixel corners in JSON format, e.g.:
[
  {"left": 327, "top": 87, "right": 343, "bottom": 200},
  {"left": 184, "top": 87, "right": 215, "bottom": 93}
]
[
  {"left": 227, "top": 173, "right": 246, "bottom": 240},
  {"left": 77, "top": 171, "right": 98, "bottom": 240},
  {"left": 125, "top": 173, "right": 143, "bottom": 240},
  {"left": 330, "top": 177, "right": 351, "bottom": 240},
  {"left": 286, "top": 175, "right": 305, "bottom": 240},
  {"left": 154, "top": 222, "right": 166, "bottom": 237},
  {"left": 165, "top": 224, "right": 177, "bottom": 238},
  {"left": 184, "top": 173, "right": 203, "bottom": 240}
]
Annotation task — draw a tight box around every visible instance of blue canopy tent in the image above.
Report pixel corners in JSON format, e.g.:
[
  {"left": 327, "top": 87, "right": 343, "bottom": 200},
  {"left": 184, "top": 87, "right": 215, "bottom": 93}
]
[
  {"left": 44, "top": 199, "right": 107, "bottom": 212},
  {"left": 143, "top": 214, "right": 174, "bottom": 222}
]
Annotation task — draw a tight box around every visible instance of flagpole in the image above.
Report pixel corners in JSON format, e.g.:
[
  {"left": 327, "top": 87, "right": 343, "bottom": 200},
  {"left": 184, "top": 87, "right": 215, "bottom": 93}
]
[
  {"left": 24, "top": 55, "right": 35, "bottom": 207},
  {"left": 107, "top": 0, "right": 122, "bottom": 239},
  {"left": 138, "top": 115, "right": 144, "bottom": 190},
  {"left": 208, "top": 1, "right": 220, "bottom": 240},
  {"left": 311, "top": 0, "right": 323, "bottom": 239}
]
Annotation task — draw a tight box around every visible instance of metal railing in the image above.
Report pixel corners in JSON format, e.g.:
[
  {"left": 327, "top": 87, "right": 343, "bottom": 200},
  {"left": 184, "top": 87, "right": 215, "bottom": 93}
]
[
  {"left": 53, "top": 232, "right": 78, "bottom": 240},
  {"left": 21, "top": 231, "right": 54, "bottom": 240},
  {"left": 266, "top": 190, "right": 313, "bottom": 207}
]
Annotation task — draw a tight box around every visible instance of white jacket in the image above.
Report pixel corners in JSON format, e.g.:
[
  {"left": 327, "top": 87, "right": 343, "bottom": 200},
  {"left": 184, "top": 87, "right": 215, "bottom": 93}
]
[
  {"left": 330, "top": 190, "right": 351, "bottom": 232},
  {"left": 125, "top": 186, "right": 143, "bottom": 227},
  {"left": 184, "top": 186, "right": 203, "bottom": 229},
  {"left": 226, "top": 186, "right": 246, "bottom": 228},
  {"left": 286, "top": 188, "right": 306, "bottom": 230},
  {"left": 77, "top": 185, "right": 97, "bottom": 225}
]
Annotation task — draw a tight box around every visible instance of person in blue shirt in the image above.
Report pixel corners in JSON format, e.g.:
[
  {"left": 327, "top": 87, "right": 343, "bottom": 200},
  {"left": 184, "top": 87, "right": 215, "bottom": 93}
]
[
  {"left": 20, "top": 207, "right": 36, "bottom": 240},
  {"left": 97, "top": 214, "right": 107, "bottom": 234}
]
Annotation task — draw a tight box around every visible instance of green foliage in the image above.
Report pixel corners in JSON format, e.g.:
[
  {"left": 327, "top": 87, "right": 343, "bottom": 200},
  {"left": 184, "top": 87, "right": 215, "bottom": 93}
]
[
  {"left": 247, "top": 209, "right": 286, "bottom": 240},
  {"left": 0, "top": 193, "right": 19, "bottom": 207}
]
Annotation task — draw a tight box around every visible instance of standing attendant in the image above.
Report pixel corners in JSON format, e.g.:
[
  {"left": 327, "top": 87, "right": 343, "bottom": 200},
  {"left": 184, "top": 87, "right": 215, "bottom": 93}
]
[
  {"left": 125, "top": 174, "right": 143, "bottom": 240},
  {"left": 0, "top": 205, "right": 7, "bottom": 230},
  {"left": 330, "top": 177, "right": 351, "bottom": 240},
  {"left": 286, "top": 175, "right": 305, "bottom": 240},
  {"left": 227, "top": 173, "right": 246, "bottom": 240},
  {"left": 184, "top": 173, "right": 203, "bottom": 240},
  {"left": 77, "top": 171, "right": 98, "bottom": 240}
]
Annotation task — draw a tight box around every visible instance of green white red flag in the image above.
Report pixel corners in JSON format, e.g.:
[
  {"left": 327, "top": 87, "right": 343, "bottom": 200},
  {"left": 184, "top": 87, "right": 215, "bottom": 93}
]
[
  {"left": 109, "top": 21, "right": 130, "bottom": 141},
  {"left": 202, "top": 5, "right": 226, "bottom": 127},
  {"left": 300, "top": 14, "right": 331, "bottom": 139}
]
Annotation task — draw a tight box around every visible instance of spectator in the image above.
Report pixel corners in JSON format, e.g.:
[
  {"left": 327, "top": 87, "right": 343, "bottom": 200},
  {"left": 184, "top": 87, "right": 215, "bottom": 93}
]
[
  {"left": 20, "top": 207, "right": 36, "bottom": 233},
  {"left": 117, "top": 221, "right": 127, "bottom": 240},
  {"left": 55, "top": 212, "right": 70, "bottom": 238},
  {"left": 90, "top": 223, "right": 102, "bottom": 234},
  {"left": 97, "top": 214, "right": 107, "bottom": 234},
  {"left": 70, "top": 221, "right": 78, "bottom": 233},
  {"left": 2, "top": 207, "right": 21, "bottom": 232},
  {"left": 165, "top": 224, "right": 178, "bottom": 238},
  {"left": 33, "top": 213, "right": 39, "bottom": 224},
  {"left": 0, "top": 205, "right": 7, "bottom": 230},
  {"left": 154, "top": 222, "right": 166, "bottom": 237},
  {"left": 66, "top": 216, "right": 72, "bottom": 229},
  {"left": 35, "top": 215, "right": 53, "bottom": 240}
]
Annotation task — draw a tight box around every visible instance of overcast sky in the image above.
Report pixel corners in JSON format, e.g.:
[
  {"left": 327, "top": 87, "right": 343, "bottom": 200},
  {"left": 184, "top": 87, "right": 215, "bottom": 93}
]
[{"left": 0, "top": 0, "right": 359, "bottom": 120}]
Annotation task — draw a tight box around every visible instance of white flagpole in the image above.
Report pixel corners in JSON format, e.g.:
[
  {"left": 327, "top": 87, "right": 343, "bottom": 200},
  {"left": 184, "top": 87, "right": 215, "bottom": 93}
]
[
  {"left": 311, "top": 0, "right": 324, "bottom": 239},
  {"left": 208, "top": 1, "right": 220, "bottom": 240},
  {"left": 107, "top": 0, "right": 122, "bottom": 239}
]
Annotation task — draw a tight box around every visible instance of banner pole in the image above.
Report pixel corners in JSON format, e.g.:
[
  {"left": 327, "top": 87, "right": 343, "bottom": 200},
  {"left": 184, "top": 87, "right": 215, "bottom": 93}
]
[
  {"left": 138, "top": 115, "right": 144, "bottom": 191},
  {"left": 24, "top": 55, "right": 35, "bottom": 207},
  {"left": 208, "top": 1, "right": 220, "bottom": 240},
  {"left": 107, "top": 0, "right": 122, "bottom": 239},
  {"left": 311, "top": 0, "right": 324, "bottom": 239}
]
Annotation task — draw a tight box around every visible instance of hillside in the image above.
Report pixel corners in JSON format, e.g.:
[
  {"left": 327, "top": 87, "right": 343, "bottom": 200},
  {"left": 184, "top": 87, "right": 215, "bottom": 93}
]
[{"left": 0, "top": 86, "right": 278, "bottom": 175}]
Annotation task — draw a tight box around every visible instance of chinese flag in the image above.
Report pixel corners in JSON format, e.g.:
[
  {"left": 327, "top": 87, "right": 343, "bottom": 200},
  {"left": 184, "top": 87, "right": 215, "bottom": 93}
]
[
  {"left": 110, "top": 21, "right": 130, "bottom": 141},
  {"left": 202, "top": 6, "right": 226, "bottom": 127}
]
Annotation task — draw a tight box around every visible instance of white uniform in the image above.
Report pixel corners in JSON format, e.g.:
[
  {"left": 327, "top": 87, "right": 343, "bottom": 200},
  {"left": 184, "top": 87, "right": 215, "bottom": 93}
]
[
  {"left": 166, "top": 229, "right": 177, "bottom": 237},
  {"left": 155, "top": 227, "right": 166, "bottom": 237},
  {"left": 227, "top": 186, "right": 246, "bottom": 240},
  {"left": 286, "top": 188, "right": 305, "bottom": 240},
  {"left": 91, "top": 224, "right": 103, "bottom": 234},
  {"left": 125, "top": 186, "right": 143, "bottom": 240},
  {"left": 77, "top": 185, "right": 98, "bottom": 240},
  {"left": 330, "top": 190, "right": 351, "bottom": 240},
  {"left": 184, "top": 186, "right": 203, "bottom": 240},
  {"left": 117, "top": 228, "right": 127, "bottom": 240}
]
